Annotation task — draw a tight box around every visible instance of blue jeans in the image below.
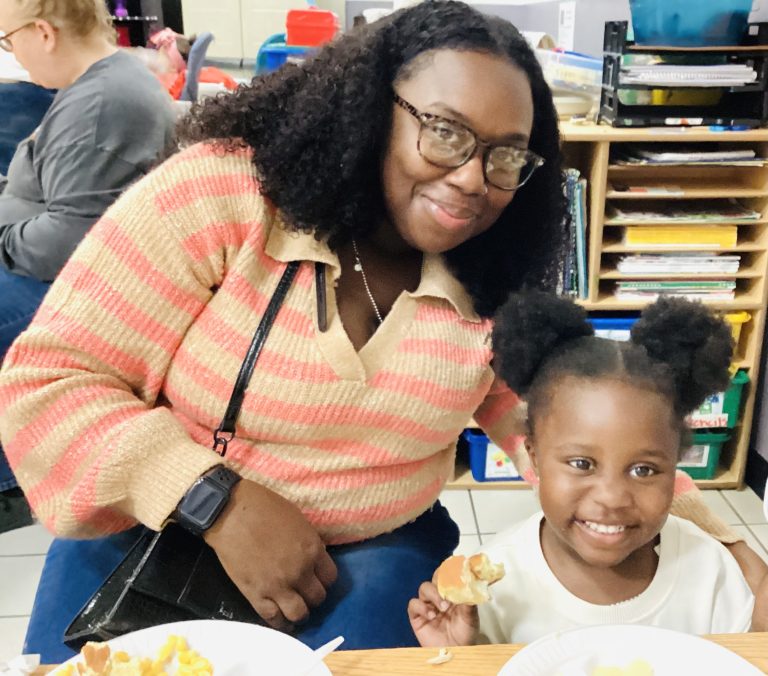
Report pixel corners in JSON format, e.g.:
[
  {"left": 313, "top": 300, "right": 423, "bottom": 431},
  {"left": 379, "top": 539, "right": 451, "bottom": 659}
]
[
  {"left": 25, "top": 502, "right": 459, "bottom": 662},
  {"left": 0, "top": 267, "right": 51, "bottom": 490},
  {"left": 0, "top": 82, "right": 55, "bottom": 176}
]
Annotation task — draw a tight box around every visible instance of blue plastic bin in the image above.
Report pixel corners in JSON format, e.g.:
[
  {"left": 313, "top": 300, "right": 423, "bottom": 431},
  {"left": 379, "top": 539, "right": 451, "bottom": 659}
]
[
  {"left": 588, "top": 317, "right": 638, "bottom": 342},
  {"left": 462, "top": 429, "right": 521, "bottom": 482},
  {"left": 629, "top": 0, "right": 753, "bottom": 46},
  {"left": 255, "top": 33, "right": 314, "bottom": 75}
]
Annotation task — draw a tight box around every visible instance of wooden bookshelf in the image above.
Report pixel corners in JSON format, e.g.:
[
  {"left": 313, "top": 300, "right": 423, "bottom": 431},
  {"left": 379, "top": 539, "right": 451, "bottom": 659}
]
[{"left": 447, "top": 123, "right": 768, "bottom": 491}]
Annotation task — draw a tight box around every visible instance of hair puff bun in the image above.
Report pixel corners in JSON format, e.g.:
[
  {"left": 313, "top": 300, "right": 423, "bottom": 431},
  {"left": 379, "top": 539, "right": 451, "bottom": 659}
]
[{"left": 492, "top": 290, "right": 593, "bottom": 394}]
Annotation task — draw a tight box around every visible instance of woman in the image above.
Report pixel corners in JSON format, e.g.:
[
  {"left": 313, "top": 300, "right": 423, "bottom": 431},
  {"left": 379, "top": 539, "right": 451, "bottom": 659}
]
[
  {"left": 0, "top": 0, "right": 762, "bottom": 661},
  {"left": 0, "top": 0, "right": 175, "bottom": 527}
]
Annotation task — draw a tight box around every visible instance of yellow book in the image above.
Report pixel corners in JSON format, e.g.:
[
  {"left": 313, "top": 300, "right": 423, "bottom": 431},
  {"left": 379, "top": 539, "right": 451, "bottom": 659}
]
[{"left": 624, "top": 225, "right": 737, "bottom": 248}]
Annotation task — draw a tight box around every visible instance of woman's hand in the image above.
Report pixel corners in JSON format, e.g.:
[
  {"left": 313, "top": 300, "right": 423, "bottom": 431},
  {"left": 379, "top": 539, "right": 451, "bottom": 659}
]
[
  {"left": 203, "top": 479, "right": 337, "bottom": 632},
  {"left": 753, "top": 572, "right": 768, "bottom": 632},
  {"left": 725, "top": 540, "right": 768, "bottom": 595},
  {"left": 407, "top": 581, "right": 479, "bottom": 647}
]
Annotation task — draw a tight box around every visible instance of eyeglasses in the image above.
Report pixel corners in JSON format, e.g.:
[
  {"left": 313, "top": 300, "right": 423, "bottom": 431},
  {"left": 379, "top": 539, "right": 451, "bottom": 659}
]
[
  {"left": 0, "top": 22, "right": 35, "bottom": 52},
  {"left": 393, "top": 94, "right": 545, "bottom": 191}
]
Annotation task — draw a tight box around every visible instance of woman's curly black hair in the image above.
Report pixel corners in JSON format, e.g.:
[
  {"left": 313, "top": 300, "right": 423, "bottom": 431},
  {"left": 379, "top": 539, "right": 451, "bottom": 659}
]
[
  {"left": 492, "top": 292, "right": 734, "bottom": 437},
  {"left": 176, "top": 0, "right": 567, "bottom": 317}
]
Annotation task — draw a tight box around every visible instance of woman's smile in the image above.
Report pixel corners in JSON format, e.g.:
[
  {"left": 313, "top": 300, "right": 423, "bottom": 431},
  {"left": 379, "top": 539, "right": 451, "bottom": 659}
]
[{"left": 421, "top": 194, "right": 479, "bottom": 231}]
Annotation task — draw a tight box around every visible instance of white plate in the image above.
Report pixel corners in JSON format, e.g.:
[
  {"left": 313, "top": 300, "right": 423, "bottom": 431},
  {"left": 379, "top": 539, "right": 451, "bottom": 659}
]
[
  {"left": 55, "top": 620, "right": 331, "bottom": 675},
  {"left": 500, "top": 625, "right": 762, "bottom": 675}
]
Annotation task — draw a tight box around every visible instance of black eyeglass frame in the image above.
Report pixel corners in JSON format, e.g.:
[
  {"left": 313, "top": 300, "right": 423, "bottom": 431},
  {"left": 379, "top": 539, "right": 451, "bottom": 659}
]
[
  {"left": 393, "top": 93, "right": 545, "bottom": 191},
  {"left": 0, "top": 21, "right": 35, "bottom": 52}
]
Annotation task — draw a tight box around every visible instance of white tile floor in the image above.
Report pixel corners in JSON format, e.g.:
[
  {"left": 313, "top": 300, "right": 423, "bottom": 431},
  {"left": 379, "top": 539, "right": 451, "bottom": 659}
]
[{"left": 0, "top": 487, "right": 766, "bottom": 662}]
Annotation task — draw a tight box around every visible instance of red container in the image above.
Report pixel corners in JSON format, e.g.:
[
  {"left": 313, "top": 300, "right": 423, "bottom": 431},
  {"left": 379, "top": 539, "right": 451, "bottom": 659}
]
[{"left": 286, "top": 6, "right": 340, "bottom": 47}]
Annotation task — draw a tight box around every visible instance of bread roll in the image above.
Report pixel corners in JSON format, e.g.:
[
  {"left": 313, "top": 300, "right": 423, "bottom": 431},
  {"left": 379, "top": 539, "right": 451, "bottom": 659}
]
[{"left": 435, "top": 552, "right": 505, "bottom": 605}]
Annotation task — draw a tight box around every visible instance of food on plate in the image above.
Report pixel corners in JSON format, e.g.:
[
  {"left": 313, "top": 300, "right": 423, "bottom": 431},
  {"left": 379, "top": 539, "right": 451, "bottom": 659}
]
[
  {"left": 435, "top": 552, "right": 505, "bottom": 605},
  {"left": 591, "top": 660, "right": 654, "bottom": 676},
  {"left": 55, "top": 635, "right": 213, "bottom": 675},
  {"left": 556, "top": 657, "right": 654, "bottom": 676}
]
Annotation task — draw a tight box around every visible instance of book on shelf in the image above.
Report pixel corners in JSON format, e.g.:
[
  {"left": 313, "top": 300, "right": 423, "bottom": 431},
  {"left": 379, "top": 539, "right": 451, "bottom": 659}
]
[
  {"left": 623, "top": 225, "right": 738, "bottom": 248},
  {"left": 575, "top": 176, "right": 588, "bottom": 299},
  {"left": 606, "top": 200, "right": 760, "bottom": 224},
  {"left": 616, "top": 253, "right": 741, "bottom": 274},
  {"left": 614, "top": 280, "right": 736, "bottom": 302},
  {"left": 561, "top": 168, "right": 588, "bottom": 299}
]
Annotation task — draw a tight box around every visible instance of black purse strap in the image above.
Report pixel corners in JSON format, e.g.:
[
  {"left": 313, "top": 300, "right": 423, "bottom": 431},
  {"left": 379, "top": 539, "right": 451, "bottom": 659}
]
[{"left": 212, "top": 261, "right": 300, "bottom": 456}]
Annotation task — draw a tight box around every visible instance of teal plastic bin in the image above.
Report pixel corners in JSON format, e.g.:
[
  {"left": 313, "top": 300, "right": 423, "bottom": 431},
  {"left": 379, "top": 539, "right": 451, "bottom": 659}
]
[
  {"left": 629, "top": 0, "right": 753, "bottom": 46},
  {"left": 687, "top": 370, "right": 749, "bottom": 429},
  {"left": 678, "top": 430, "right": 731, "bottom": 480}
]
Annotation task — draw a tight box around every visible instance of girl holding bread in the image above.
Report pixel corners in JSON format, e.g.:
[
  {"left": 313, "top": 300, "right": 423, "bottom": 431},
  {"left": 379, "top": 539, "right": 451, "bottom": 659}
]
[{"left": 409, "top": 293, "right": 767, "bottom": 646}]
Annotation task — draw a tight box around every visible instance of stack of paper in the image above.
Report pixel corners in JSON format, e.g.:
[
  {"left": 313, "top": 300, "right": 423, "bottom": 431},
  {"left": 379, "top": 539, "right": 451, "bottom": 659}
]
[
  {"left": 623, "top": 225, "right": 738, "bottom": 248},
  {"left": 615, "top": 280, "right": 736, "bottom": 302},
  {"left": 617, "top": 254, "right": 741, "bottom": 274},
  {"left": 620, "top": 64, "right": 757, "bottom": 87}
]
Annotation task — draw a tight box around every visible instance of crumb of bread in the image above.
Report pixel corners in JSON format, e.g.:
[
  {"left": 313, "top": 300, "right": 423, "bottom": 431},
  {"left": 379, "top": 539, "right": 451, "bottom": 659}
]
[{"left": 426, "top": 647, "right": 453, "bottom": 665}]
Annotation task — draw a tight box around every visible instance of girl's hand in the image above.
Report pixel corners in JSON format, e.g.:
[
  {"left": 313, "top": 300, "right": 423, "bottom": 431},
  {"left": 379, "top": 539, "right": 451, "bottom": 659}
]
[
  {"left": 407, "top": 581, "right": 479, "bottom": 647},
  {"left": 203, "top": 479, "right": 337, "bottom": 632}
]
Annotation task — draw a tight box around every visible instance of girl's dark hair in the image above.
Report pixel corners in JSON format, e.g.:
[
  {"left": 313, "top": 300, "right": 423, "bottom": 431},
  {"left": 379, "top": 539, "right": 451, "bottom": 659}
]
[
  {"left": 492, "top": 292, "right": 734, "bottom": 433},
  {"left": 176, "top": 0, "right": 567, "bottom": 317}
]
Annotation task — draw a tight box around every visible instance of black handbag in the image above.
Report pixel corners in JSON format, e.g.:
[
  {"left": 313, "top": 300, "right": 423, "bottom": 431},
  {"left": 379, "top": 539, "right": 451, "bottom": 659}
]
[{"left": 63, "top": 261, "right": 300, "bottom": 650}]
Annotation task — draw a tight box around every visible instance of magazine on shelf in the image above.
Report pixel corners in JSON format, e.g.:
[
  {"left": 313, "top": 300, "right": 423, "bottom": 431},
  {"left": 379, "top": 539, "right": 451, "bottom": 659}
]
[
  {"left": 614, "top": 280, "right": 736, "bottom": 302},
  {"left": 623, "top": 225, "right": 738, "bottom": 248},
  {"left": 613, "top": 144, "right": 763, "bottom": 166},
  {"left": 616, "top": 253, "right": 741, "bottom": 274},
  {"left": 606, "top": 200, "right": 760, "bottom": 224}
]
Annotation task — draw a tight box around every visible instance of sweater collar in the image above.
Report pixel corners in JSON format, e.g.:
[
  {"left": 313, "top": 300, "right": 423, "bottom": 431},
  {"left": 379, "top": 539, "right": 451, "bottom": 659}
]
[{"left": 264, "top": 213, "right": 481, "bottom": 323}]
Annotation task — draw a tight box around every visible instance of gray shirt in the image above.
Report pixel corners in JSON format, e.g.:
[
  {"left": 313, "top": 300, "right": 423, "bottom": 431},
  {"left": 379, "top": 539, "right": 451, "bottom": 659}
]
[{"left": 0, "top": 50, "right": 176, "bottom": 280}]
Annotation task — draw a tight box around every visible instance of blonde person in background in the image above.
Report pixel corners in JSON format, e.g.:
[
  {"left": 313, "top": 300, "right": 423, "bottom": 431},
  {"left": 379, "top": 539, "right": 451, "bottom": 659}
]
[{"left": 0, "top": 0, "right": 175, "bottom": 531}]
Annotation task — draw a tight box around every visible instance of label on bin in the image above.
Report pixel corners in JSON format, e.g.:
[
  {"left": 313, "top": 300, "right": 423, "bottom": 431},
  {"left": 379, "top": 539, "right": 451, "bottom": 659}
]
[
  {"left": 687, "top": 391, "right": 727, "bottom": 428},
  {"left": 677, "top": 443, "right": 710, "bottom": 468},
  {"left": 485, "top": 441, "right": 520, "bottom": 479}
]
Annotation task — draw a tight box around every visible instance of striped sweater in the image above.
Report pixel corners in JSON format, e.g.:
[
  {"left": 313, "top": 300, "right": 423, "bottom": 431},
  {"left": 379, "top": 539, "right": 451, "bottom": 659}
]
[{"left": 0, "top": 143, "right": 735, "bottom": 545}]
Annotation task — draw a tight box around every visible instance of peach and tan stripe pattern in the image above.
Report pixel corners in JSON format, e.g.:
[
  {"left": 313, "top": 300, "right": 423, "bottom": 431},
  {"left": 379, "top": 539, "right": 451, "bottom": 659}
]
[{"left": 0, "top": 143, "right": 717, "bottom": 545}]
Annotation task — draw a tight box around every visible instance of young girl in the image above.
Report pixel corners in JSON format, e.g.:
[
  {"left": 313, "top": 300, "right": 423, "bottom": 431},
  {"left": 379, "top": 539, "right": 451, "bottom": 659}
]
[{"left": 409, "top": 293, "right": 764, "bottom": 646}]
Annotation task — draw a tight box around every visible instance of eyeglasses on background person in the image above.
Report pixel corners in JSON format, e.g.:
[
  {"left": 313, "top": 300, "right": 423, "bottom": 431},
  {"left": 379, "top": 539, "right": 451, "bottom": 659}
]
[
  {"left": 0, "top": 22, "right": 35, "bottom": 52},
  {"left": 393, "top": 93, "right": 545, "bottom": 191}
]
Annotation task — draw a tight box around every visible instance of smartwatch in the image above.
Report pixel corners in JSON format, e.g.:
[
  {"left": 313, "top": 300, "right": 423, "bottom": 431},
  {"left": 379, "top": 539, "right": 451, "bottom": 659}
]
[{"left": 172, "top": 465, "right": 241, "bottom": 536}]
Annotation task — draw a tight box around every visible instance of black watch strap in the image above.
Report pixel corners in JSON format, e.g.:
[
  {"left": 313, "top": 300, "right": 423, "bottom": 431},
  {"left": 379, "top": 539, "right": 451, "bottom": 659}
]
[{"left": 173, "top": 465, "right": 241, "bottom": 535}]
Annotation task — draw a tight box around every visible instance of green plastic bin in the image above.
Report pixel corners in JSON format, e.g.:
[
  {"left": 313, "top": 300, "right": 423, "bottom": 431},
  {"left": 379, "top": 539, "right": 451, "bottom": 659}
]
[
  {"left": 677, "top": 431, "right": 731, "bottom": 480},
  {"left": 687, "top": 370, "right": 749, "bottom": 429}
]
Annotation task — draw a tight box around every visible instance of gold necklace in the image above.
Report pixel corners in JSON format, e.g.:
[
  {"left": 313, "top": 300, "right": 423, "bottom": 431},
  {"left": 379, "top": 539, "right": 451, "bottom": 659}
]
[{"left": 351, "top": 239, "right": 383, "bottom": 325}]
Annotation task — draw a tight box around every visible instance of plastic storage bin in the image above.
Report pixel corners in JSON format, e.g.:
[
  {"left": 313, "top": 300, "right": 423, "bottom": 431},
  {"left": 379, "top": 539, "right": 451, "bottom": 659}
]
[
  {"left": 255, "top": 34, "right": 313, "bottom": 75},
  {"left": 628, "top": 0, "right": 753, "bottom": 47},
  {"left": 286, "top": 6, "right": 339, "bottom": 47},
  {"left": 687, "top": 369, "right": 749, "bottom": 429},
  {"left": 677, "top": 430, "right": 731, "bottom": 480},
  {"left": 462, "top": 429, "right": 521, "bottom": 482},
  {"left": 536, "top": 49, "right": 603, "bottom": 96},
  {"left": 588, "top": 317, "right": 638, "bottom": 341}
]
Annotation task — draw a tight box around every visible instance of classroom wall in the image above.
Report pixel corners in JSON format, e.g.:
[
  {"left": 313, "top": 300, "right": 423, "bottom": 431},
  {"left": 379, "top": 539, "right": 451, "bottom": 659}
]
[{"left": 180, "top": 0, "right": 344, "bottom": 62}]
